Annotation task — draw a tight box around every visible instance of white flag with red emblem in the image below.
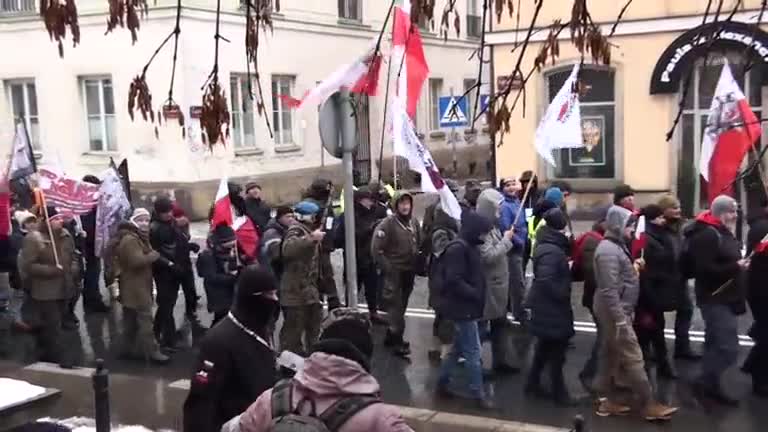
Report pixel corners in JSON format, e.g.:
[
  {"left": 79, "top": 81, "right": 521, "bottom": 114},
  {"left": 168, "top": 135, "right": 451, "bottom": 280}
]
[
  {"left": 699, "top": 62, "right": 762, "bottom": 204},
  {"left": 392, "top": 100, "right": 462, "bottom": 220},
  {"left": 278, "top": 41, "right": 382, "bottom": 110},
  {"left": 535, "top": 64, "right": 582, "bottom": 166}
]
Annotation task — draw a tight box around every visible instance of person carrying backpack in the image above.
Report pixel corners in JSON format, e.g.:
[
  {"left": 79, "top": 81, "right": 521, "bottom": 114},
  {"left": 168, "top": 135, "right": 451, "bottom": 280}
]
[
  {"left": 230, "top": 308, "right": 413, "bottom": 432},
  {"left": 433, "top": 211, "right": 494, "bottom": 410},
  {"left": 687, "top": 195, "right": 749, "bottom": 406}
]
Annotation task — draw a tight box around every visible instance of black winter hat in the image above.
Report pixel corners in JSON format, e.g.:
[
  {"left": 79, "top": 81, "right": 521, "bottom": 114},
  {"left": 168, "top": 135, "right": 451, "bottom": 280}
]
[
  {"left": 641, "top": 204, "right": 664, "bottom": 222},
  {"left": 154, "top": 196, "right": 174, "bottom": 214},
  {"left": 543, "top": 208, "right": 567, "bottom": 231},
  {"left": 212, "top": 223, "right": 237, "bottom": 244},
  {"left": 245, "top": 182, "right": 261, "bottom": 193},
  {"left": 613, "top": 184, "right": 635, "bottom": 205},
  {"left": 317, "top": 308, "right": 374, "bottom": 365}
]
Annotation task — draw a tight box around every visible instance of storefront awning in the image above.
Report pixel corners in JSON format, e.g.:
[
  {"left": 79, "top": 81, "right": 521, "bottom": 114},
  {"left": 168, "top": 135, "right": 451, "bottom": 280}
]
[{"left": 650, "top": 21, "right": 768, "bottom": 94}]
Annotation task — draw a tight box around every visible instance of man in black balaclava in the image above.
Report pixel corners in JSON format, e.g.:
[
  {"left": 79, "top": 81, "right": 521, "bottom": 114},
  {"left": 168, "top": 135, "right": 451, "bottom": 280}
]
[{"left": 183, "top": 265, "right": 279, "bottom": 432}]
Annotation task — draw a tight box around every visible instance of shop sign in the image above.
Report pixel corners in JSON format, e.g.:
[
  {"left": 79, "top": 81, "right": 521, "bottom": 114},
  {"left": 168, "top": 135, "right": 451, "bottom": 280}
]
[{"left": 650, "top": 21, "right": 768, "bottom": 94}]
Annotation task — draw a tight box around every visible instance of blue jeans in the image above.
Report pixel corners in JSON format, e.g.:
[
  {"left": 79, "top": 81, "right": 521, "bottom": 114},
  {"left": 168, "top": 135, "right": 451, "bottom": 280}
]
[
  {"left": 438, "top": 320, "right": 485, "bottom": 399},
  {"left": 700, "top": 303, "right": 739, "bottom": 385}
]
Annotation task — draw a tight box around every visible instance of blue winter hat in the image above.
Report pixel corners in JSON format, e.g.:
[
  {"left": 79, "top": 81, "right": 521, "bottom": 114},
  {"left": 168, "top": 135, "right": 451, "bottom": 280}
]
[
  {"left": 544, "top": 187, "right": 564, "bottom": 207},
  {"left": 294, "top": 201, "right": 321, "bottom": 216}
]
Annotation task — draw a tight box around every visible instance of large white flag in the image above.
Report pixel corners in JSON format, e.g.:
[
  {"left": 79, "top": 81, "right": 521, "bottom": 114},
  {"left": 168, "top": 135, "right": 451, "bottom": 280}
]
[
  {"left": 392, "top": 100, "right": 462, "bottom": 220},
  {"left": 535, "top": 64, "right": 583, "bottom": 166}
]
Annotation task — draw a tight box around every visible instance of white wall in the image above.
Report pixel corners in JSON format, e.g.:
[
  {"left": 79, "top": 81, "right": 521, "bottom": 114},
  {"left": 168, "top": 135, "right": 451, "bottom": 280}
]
[{"left": 0, "top": 0, "right": 487, "bottom": 184}]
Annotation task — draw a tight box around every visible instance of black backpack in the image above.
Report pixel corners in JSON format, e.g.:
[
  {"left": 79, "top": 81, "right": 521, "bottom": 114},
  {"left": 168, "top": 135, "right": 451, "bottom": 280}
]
[
  {"left": 268, "top": 379, "right": 381, "bottom": 432},
  {"left": 680, "top": 225, "right": 721, "bottom": 280}
]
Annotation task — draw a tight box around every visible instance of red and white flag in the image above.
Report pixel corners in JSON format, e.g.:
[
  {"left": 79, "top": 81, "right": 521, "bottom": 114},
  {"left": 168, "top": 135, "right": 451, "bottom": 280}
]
[
  {"left": 631, "top": 215, "right": 646, "bottom": 258},
  {"left": 279, "top": 42, "right": 382, "bottom": 110},
  {"left": 37, "top": 168, "right": 100, "bottom": 216},
  {"left": 699, "top": 62, "right": 762, "bottom": 204},
  {"left": 211, "top": 177, "right": 259, "bottom": 259},
  {"left": 392, "top": 100, "right": 461, "bottom": 220},
  {"left": 393, "top": 0, "right": 429, "bottom": 119}
]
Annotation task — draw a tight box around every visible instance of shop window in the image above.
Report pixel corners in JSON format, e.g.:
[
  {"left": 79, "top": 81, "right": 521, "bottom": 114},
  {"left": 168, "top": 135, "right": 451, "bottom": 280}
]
[
  {"left": 678, "top": 54, "right": 764, "bottom": 216},
  {"left": 546, "top": 67, "right": 616, "bottom": 179}
]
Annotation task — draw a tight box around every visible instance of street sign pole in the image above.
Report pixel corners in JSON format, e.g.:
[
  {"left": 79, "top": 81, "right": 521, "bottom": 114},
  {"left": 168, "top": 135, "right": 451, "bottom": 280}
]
[
  {"left": 450, "top": 88, "right": 457, "bottom": 174},
  {"left": 339, "top": 89, "right": 359, "bottom": 309}
]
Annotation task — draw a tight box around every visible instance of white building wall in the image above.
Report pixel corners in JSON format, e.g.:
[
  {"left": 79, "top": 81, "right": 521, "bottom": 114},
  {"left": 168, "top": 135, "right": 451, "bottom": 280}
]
[{"left": 0, "top": 0, "right": 488, "bottom": 186}]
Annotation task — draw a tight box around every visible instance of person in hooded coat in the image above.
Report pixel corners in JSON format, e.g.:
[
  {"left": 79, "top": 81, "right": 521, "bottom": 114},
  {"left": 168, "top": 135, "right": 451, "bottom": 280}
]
[
  {"left": 335, "top": 187, "right": 385, "bottom": 323},
  {"left": 526, "top": 208, "right": 575, "bottom": 405},
  {"left": 372, "top": 191, "right": 422, "bottom": 357},
  {"left": 634, "top": 204, "right": 678, "bottom": 380},
  {"left": 592, "top": 205, "right": 677, "bottom": 421},
  {"left": 434, "top": 210, "right": 493, "bottom": 409},
  {"left": 183, "top": 266, "right": 280, "bottom": 432},
  {"left": 475, "top": 188, "right": 518, "bottom": 373},
  {"left": 197, "top": 224, "right": 243, "bottom": 325},
  {"left": 115, "top": 208, "right": 170, "bottom": 364},
  {"left": 687, "top": 195, "right": 748, "bottom": 406},
  {"left": 233, "top": 308, "right": 413, "bottom": 432},
  {"left": 259, "top": 206, "right": 295, "bottom": 283}
]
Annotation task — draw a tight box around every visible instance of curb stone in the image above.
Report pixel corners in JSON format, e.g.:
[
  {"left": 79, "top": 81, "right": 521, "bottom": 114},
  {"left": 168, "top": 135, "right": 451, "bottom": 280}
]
[{"left": 397, "top": 405, "right": 567, "bottom": 432}]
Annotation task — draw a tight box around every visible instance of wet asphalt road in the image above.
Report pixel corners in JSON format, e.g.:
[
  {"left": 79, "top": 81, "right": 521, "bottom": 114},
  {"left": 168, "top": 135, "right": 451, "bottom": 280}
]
[{"left": 1, "top": 219, "right": 767, "bottom": 431}]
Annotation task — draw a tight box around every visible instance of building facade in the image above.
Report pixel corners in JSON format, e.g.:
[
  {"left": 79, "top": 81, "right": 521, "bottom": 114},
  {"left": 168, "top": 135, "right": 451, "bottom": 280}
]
[
  {"left": 488, "top": 0, "right": 768, "bottom": 217},
  {"left": 0, "top": 0, "right": 489, "bottom": 217}
]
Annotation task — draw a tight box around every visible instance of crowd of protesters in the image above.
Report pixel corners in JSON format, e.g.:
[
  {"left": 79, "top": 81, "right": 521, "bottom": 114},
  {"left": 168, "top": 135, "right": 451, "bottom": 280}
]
[{"left": 2, "top": 170, "right": 768, "bottom": 431}]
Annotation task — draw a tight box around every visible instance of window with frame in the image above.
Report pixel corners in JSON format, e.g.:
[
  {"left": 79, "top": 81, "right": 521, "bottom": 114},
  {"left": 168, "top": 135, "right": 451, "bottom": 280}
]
[
  {"left": 466, "top": 0, "right": 481, "bottom": 38},
  {"left": 679, "top": 54, "right": 765, "bottom": 216},
  {"left": 546, "top": 67, "right": 616, "bottom": 179},
  {"left": 230, "top": 74, "right": 258, "bottom": 149},
  {"left": 338, "top": 0, "right": 361, "bottom": 21},
  {"left": 463, "top": 78, "right": 478, "bottom": 121},
  {"left": 271, "top": 75, "right": 295, "bottom": 146},
  {"left": 0, "top": 0, "right": 35, "bottom": 14},
  {"left": 82, "top": 77, "right": 116, "bottom": 152},
  {"left": 6, "top": 80, "right": 41, "bottom": 151},
  {"left": 429, "top": 78, "right": 443, "bottom": 130}
]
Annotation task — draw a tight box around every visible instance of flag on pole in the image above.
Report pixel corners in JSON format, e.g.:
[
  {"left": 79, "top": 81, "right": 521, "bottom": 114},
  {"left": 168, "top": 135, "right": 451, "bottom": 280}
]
[
  {"left": 392, "top": 100, "right": 462, "bottom": 220},
  {"left": 37, "top": 168, "right": 100, "bottom": 216},
  {"left": 211, "top": 177, "right": 259, "bottom": 259},
  {"left": 95, "top": 167, "right": 132, "bottom": 257},
  {"left": 8, "top": 121, "right": 37, "bottom": 180},
  {"left": 631, "top": 215, "right": 647, "bottom": 258},
  {"left": 535, "top": 64, "right": 583, "bottom": 166},
  {"left": 393, "top": 0, "right": 429, "bottom": 120},
  {"left": 278, "top": 41, "right": 382, "bottom": 110},
  {"left": 700, "top": 62, "right": 762, "bottom": 204}
]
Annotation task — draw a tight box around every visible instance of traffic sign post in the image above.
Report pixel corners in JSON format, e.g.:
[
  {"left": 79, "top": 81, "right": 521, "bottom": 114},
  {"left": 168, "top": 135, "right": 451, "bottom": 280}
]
[{"left": 319, "top": 91, "right": 358, "bottom": 309}]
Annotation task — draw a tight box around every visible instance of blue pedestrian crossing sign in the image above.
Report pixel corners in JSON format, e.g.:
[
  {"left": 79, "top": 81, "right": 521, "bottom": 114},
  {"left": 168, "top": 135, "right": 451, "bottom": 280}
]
[{"left": 438, "top": 96, "right": 469, "bottom": 128}]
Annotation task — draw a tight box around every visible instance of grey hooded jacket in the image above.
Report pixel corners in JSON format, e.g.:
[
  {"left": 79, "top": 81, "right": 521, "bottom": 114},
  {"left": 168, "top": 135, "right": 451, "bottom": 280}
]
[
  {"left": 593, "top": 205, "right": 638, "bottom": 324},
  {"left": 476, "top": 189, "right": 514, "bottom": 320}
]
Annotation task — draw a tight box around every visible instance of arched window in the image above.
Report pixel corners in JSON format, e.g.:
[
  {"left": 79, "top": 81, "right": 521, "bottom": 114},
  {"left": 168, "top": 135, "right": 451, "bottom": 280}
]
[
  {"left": 678, "top": 53, "right": 765, "bottom": 215},
  {"left": 545, "top": 66, "right": 616, "bottom": 180}
]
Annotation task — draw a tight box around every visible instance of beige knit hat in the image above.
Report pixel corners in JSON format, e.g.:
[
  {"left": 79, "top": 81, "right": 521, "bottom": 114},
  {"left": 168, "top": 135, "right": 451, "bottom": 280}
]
[{"left": 656, "top": 194, "right": 681, "bottom": 211}]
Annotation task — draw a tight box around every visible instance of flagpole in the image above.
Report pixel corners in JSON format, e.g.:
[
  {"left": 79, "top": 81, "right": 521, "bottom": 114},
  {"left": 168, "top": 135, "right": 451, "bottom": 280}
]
[
  {"left": 40, "top": 191, "right": 61, "bottom": 268},
  {"left": 513, "top": 173, "right": 536, "bottom": 226},
  {"left": 18, "top": 117, "right": 38, "bottom": 173}
]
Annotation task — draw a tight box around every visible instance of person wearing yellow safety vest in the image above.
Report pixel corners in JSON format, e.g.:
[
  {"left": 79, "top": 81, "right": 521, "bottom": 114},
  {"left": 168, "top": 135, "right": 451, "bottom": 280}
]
[{"left": 528, "top": 187, "right": 566, "bottom": 261}]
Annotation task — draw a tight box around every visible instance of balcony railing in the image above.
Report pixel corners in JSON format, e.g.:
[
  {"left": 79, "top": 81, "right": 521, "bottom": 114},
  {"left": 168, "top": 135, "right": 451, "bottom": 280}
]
[
  {"left": 0, "top": 0, "right": 36, "bottom": 15},
  {"left": 467, "top": 14, "right": 482, "bottom": 38}
]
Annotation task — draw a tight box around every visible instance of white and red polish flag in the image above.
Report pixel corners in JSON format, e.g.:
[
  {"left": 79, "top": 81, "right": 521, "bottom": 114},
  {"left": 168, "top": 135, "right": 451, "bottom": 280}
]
[
  {"left": 392, "top": 99, "right": 461, "bottom": 220},
  {"left": 278, "top": 41, "right": 382, "bottom": 109},
  {"left": 393, "top": 0, "right": 429, "bottom": 119},
  {"left": 699, "top": 62, "right": 762, "bottom": 204},
  {"left": 211, "top": 177, "right": 259, "bottom": 259}
]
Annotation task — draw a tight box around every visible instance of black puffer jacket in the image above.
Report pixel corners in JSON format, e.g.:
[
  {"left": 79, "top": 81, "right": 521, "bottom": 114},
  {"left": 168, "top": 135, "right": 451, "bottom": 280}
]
[
  {"left": 638, "top": 223, "right": 683, "bottom": 312},
  {"left": 687, "top": 212, "right": 746, "bottom": 315},
  {"left": 196, "top": 234, "right": 240, "bottom": 315},
  {"left": 433, "top": 211, "right": 488, "bottom": 322},
  {"left": 528, "top": 225, "right": 574, "bottom": 341}
]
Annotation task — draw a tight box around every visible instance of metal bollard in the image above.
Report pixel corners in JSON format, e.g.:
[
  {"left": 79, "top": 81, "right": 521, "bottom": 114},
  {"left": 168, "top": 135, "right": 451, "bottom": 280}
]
[
  {"left": 92, "top": 358, "right": 111, "bottom": 432},
  {"left": 572, "top": 415, "right": 585, "bottom": 432}
]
